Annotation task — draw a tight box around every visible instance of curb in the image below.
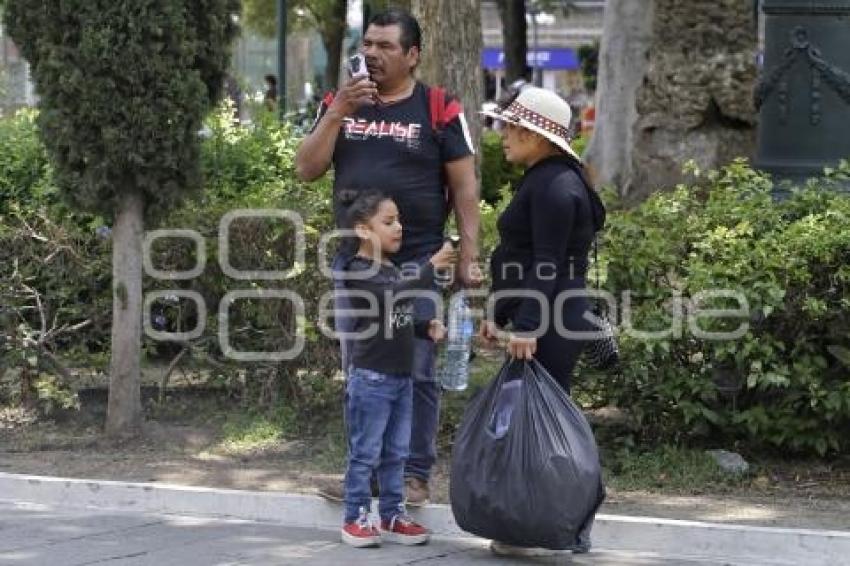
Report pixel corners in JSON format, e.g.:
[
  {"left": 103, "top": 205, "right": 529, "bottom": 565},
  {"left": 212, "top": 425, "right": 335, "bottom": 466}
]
[{"left": 2, "top": 472, "right": 848, "bottom": 565}]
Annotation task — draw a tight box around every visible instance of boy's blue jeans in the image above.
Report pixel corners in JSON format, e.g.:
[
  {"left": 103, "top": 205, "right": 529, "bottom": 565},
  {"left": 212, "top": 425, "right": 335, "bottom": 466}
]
[
  {"left": 344, "top": 367, "right": 413, "bottom": 523},
  {"left": 333, "top": 252, "right": 441, "bottom": 482}
]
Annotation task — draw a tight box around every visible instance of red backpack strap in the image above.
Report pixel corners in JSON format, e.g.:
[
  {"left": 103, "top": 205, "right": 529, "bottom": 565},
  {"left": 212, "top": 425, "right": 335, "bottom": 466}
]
[
  {"left": 428, "top": 86, "right": 445, "bottom": 131},
  {"left": 442, "top": 98, "right": 462, "bottom": 129},
  {"left": 428, "top": 86, "right": 464, "bottom": 133},
  {"left": 428, "top": 86, "right": 465, "bottom": 214},
  {"left": 322, "top": 91, "right": 335, "bottom": 107}
]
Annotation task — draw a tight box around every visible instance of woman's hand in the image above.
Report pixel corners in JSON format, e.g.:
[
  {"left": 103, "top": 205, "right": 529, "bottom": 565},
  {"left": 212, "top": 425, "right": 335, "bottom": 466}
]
[
  {"left": 507, "top": 333, "right": 536, "bottom": 360},
  {"left": 428, "top": 319, "right": 447, "bottom": 343}
]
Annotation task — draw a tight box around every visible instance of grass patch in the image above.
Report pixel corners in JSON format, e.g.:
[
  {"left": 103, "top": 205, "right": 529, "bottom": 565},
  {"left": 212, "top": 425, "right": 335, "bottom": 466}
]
[
  {"left": 603, "top": 445, "right": 747, "bottom": 493},
  {"left": 217, "top": 407, "right": 296, "bottom": 453},
  {"left": 302, "top": 418, "right": 347, "bottom": 473}
]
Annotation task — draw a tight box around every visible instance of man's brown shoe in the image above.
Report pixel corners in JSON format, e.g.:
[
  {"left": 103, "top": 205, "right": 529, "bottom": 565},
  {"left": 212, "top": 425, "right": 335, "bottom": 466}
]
[
  {"left": 404, "top": 476, "right": 430, "bottom": 507},
  {"left": 316, "top": 477, "right": 345, "bottom": 503},
  {"left": 316, "top": 476, "right": 379, "bottom": 503}
]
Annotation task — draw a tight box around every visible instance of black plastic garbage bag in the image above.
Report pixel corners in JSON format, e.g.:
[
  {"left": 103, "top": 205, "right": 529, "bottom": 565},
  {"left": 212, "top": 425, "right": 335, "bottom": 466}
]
[{"left": 449, "top": 358, "right": 605, "bottom": 549}]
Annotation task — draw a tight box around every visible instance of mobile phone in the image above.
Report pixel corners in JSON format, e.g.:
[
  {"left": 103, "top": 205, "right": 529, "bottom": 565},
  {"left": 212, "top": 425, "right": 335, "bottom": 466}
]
[{"left": 347, "top": 53, "right": 369, "bottom": 80}]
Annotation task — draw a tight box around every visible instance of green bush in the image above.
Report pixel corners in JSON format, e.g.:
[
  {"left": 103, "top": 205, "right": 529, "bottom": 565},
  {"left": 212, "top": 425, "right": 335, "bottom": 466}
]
[
  {"left": 593, "top": 159, "right": 850, "bottom": 455},
  {"left": 1, "top": 104, "right": 343, "bottom": 422},
  {"left": 0, "top": 109, "right": 53, "bottom": 215},
  {"left": 480, "top": 129, "right": 523, "bottom": 204},
  {"left": 571, "top": 133, "right": 588, "bottom": 158},
  {"left": 0, "top": 110, "right": 111, "bottom": 412},
  {"left": 479, "top": 130, "right": 589, "bottom": 204},
  {"left": 146, "top": 103, "right": 343, "bottom": 420}
]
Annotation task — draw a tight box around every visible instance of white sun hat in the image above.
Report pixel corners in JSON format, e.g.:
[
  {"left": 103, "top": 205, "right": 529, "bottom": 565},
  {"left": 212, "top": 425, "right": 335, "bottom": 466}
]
[{"left": 481, "top": 86, "right": 581, "bottom": 161}]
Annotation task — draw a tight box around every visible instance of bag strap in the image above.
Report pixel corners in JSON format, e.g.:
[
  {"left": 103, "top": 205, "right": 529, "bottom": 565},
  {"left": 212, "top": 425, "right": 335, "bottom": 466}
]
[
  {"left": 428, "top": 86, "right": 464, "bottom": 215},
  {"left": 428, "top": 86, "right": 463, "bottom": 133},
  {"left": 429, "top": 86, "right": 445, "bottom": 131}
]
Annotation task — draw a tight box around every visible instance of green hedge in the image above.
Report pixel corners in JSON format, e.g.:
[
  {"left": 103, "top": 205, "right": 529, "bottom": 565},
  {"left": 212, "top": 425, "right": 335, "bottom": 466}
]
[
  {"left": 591, "top": 160, "right": 850, "bottom": 455},
  {"left": 479, "top": 130, "right": 589, "bottom": 204},
  {"left": 0, "top": 105, "right": 342, "bottom": 422},
  {"left": 0, "top": 109, "right": 53, "bottom": 215},
  {"left": 480, "top": 130, "right": 522, "bottom": 203}
]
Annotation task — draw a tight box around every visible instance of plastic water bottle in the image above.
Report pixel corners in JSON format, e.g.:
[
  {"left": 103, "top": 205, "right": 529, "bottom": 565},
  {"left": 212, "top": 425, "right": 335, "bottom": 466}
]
[{"left": 438, "top": 292, "right": 474, "bottom": 391}]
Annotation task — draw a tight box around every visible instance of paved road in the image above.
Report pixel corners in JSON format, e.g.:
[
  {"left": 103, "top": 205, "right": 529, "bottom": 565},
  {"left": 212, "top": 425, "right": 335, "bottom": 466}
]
[{"left": 0, "top": 501, "right": 732, "bottom": 565}]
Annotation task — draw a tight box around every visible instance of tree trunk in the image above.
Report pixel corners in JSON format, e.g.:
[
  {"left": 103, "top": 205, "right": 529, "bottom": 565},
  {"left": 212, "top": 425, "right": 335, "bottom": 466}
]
[
  {"left": 583, "top": 0, "right": 654, "bottom": 192},
  {"left": 364, "top": 0, "right": 411, "bottom": 17},
  {"left": 411, "top": 0, "right": 484, "bottom": 175},
  {"left": 106, "top": 190, "right": 144, "bottom": 437},
  {"left": 321, "top": 0, "right": 348, "bottom": 91},
  {"left": 496, "top": 0, "right": 528, "bottom": 84},
  {"left": 628, "top": 0, "right": 758, "bottom": 200}
]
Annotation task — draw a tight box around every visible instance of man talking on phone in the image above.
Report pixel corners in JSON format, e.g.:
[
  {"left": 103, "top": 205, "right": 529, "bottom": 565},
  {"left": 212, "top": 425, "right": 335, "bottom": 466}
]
[{"left": 295, "top": 7, "right": 480, "bottom": 506}]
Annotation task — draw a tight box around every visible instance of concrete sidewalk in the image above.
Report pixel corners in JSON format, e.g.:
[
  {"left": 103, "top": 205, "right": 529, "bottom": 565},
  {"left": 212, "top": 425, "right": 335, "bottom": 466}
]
[
  {"left": 0, "top": 501, "right": 742, "bottom": 565},
  {"left": 2, "top": 472, "right": 849, "bottom": 565}
]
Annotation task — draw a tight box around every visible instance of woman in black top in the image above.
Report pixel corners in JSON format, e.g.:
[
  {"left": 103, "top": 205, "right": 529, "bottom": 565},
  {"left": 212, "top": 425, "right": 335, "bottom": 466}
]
[
  {"left": 481, "top": 86, "right": 605, "bottom": 394},
  {"left": 478, "top": 84, "right": 605, "bottom": 559}
]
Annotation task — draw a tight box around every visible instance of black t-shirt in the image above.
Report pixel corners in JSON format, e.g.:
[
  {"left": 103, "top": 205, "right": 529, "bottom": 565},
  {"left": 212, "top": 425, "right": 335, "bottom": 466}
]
[
  {"left": 314, "top": 82, "right": 474, "bottom": 263},
  {"left": 343, "top": 256, "right": 436, "bottom": 375}
]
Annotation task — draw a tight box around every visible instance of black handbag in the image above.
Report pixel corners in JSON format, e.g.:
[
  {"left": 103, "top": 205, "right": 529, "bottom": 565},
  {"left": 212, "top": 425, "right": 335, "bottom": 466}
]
[{"left": 584, "top": 237, "right": 620, "bottom": 370}]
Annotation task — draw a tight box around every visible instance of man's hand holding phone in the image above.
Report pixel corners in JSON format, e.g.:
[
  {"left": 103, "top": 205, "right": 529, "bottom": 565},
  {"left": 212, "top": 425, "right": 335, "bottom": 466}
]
[{"left": 327, "top": 54, "right": 376, "bottom": 119}]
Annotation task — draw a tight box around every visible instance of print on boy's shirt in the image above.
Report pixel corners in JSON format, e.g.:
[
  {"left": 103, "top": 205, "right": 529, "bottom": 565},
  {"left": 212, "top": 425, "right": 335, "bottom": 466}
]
[
  {"left": 388, "top": 303, "right": 415, "bottom": 333},
  {"left": 342, "top": 118, "right": 422, "bottom": 149}
]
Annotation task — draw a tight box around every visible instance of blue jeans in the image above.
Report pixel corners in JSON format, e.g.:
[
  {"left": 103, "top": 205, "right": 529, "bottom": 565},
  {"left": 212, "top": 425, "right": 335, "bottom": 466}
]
[
  {"left": 344, "top": 367, "right": 413, "bottom": 523},
  {"left": 333, "top": 252, "right": 441, "bottom": 482}
]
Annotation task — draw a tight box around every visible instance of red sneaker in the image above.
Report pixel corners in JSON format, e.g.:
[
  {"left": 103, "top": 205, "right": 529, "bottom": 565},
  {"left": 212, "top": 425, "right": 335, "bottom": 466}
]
[
  {"left": 341, "top": 507, "right": 380, "bottom": 548},
  {"left": 380, "top": 513, "right": 430, "bottom": 545}
]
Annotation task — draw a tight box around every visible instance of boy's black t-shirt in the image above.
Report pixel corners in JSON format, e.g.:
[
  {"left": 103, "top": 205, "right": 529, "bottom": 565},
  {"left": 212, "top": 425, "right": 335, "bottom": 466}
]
[
  {"left": 313, "top": 82, "right": 474, "bottom": 263},
  {"left": 343, "top": 256, "right": 436, "bottom": 375}
]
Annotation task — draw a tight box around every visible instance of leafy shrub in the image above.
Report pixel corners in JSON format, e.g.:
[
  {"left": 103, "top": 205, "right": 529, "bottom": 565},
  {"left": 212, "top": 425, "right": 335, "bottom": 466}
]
[
  {"left": 479, "top": 130, "right": 589, "bottom": 204},
  {"left": 571, "top": 133, "right": 588, "bottom": 158},
  {"left": 480, "top": 129, "right": 522, "bottom": 204},
  {"left": 0, "top": 110, "right": 111, "bottom": 413},
  {"left": 1, "top": 104, "right": 343, "bottom": 421},
  {"left": 147, "top": 103, "right": 342, "bottom": 418},
  {"left": 592, "top": 160, "right": 850, "bottom": 455},
  {"left": 0, "top": 109, "right": 53, "bottom": 214}
]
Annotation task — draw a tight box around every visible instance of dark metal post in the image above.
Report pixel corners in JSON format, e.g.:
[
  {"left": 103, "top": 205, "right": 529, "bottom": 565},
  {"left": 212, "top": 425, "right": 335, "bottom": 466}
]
[
  {"left": 277, "top": 0, "right": 287, "bottom": 119},
  {"left": 754, "top": 0, "right": 850, "bottom": 190}
]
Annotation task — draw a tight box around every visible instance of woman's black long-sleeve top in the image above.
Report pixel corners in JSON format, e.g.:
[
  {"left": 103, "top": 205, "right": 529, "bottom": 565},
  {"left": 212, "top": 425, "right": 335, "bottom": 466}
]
[{"left": 490, "top": 154, "right": 605, "bottom": 332}]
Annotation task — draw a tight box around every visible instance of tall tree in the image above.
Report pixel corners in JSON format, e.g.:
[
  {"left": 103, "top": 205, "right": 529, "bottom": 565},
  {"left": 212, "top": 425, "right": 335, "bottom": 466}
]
[
  {"left": 3, "top": 0, "right": 240, "bottom": 436},
  {"left": 495, "top": 0, "right": 528, "bottom": 84},
  {"left": 583, "top": 0, "right": 653, "bottom": 191},
  {"left": 312, "top": 0, "right": 348, "bottom": 91},
  {"left": 586, "top": 0, "right": 758, "bottom": 200},
  {"left": 243, "top": 0, "right": 348, "bottom": 91},
  {"left": 411, "top": 0, "right": 484, "bottom": 176},
  {"left": 630, "top": 0, "right": 757, "bottom": 199},
  {"left": 364, "top": 0, "right": 411, "bottom": 20}
]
